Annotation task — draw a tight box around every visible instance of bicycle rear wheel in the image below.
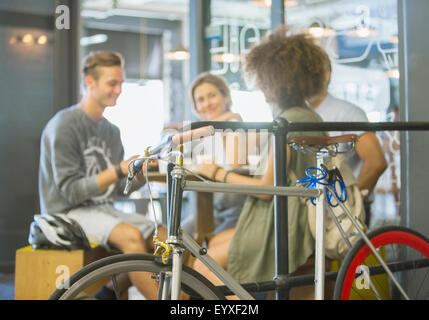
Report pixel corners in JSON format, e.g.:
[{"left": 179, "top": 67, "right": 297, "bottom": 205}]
[
  {"left": 334, "top": 226, "right": 429, "bottom": 300},
  {"left": 49, "top": 253, "right": 225, "bottom": 300}
]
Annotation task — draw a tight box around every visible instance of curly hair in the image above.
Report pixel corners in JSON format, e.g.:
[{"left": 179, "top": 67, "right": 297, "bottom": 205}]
[{"left": 244, "top": 25, "right": 330, "bottom": 111}]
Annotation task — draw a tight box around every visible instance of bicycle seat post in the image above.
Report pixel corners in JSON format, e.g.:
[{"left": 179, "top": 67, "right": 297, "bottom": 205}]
[
  {"left": 288, "top": 134, "right": 358, "bottom": 300},
  {"left": 314, "top": 151, "right": 328, "bottom": 300}
]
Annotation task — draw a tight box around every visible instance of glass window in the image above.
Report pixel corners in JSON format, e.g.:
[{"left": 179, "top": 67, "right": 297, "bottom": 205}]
[
  {"left": 80, "top": 0, "right": 189, "bottom": 155},
  {"left": 285, "top": 0, "right": 400, "bottom": 228},
  {"left": 103, "top": 81, "right": 164, "bottom": 159},
  {"left": 207, "top": 0, "right": 273, "bottom": 122}
]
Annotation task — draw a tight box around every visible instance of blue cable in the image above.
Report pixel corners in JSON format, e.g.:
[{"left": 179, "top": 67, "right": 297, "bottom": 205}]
[{"left": 296, "top": 167, "right": 347, "bottom": 207}]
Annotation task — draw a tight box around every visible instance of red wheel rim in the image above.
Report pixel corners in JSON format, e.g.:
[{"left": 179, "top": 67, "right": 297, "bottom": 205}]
[{"left": 341, "top": 231, "right": 429, "bottom": 300}]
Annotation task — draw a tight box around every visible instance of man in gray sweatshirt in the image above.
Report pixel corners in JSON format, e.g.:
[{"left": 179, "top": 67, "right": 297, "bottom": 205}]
[{"left": 38, "top": 51, "right": 166, "bottom": 299}]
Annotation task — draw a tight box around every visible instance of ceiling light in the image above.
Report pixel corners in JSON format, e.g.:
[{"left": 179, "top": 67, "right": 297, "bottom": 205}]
[
  {"left": 211, "top": 53, "right": 242, "bottom": 64},
  {"left": 285, "top": 0, "right": 298, "bottom": 6},
  {"left": 80, "top": 34, "right": 108, "bottom": 46},
  {"left": 306, "top": 23, "right": 335, "bottom": 39},
  {"left": 21, "top": 33, "right": 34, "bottom": 45},
  {"left": 9, "top": 36, "right": 17, "bottom": 45},
  {"left": 307, "top": 26, "right": 335, "bottom": 38},
  {"left": 252, "top": 0, "right": 271, "bottom": 7},
  {"left": 166, "top": 44, "right": 190, "bottom": 61},
  {"left": 252, "top": 0, "right": 297, "bottom": 7},
  {"left": 347, "top": 27, "right": 378, "bottom": 38},
  {"left": 386, "top": 68, "right": 399, "bottom": 79},
  {"left": 389, "top": 35, "right": 399, "bottom": 44},
  {"left": 37, "top": 35, "right": 48, "bottom": 45}
]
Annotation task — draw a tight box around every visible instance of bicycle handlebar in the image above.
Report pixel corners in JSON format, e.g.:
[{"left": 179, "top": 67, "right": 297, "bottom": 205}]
[
  {"left": 171, "top": 125, "right": 215, "bottom": 145},
  {"left": 123, "top": 125, "right": 215, "bottom": 195},
  {"left": 146, "top": 125, "right": 215, "bottom": 156}
]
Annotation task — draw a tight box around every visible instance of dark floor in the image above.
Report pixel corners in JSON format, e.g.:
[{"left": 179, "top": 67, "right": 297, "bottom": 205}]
[{"left": 0, "top": 273, "right": 14, "bottom": 300}]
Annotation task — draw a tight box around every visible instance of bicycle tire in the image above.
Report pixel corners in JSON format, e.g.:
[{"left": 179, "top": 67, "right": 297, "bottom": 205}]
[
  {"left": 334, "top": 226, "right": 429, "bottom": 300},
  {"left": 49, "top": 253, "right": 225, "bottom": 300}
]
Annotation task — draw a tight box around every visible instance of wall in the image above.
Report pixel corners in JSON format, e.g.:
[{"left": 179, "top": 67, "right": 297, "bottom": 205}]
[
  {"left": 0, "top": 0, "right": 55, "bottom": 269},
  {"left": 399, "top": 0, "right": 429, "bottom": 237}
]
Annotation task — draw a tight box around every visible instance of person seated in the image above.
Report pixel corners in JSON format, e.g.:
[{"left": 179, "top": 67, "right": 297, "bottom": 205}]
[
  {"left": 194, "top": 26, "right": 334, "bottom": 299},
  {"left": 181, "top": 72, "right": 248, "bottom": 238},
  {"left": 38, "top": 50, "right": 167, "bottom": 300},
  {"left": 306, "top": 53, "right": 387, "bottom": 226}
]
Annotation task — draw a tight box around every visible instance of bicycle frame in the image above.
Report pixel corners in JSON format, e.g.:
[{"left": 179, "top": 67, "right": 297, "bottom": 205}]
[
  {"left": 189, "top": 118, "right": 429, "bottom": 299},
  {"left": 162, "top": 143, "right": 412, "bottom": 300},
  {"left": 163, "top": 162, "right": 321, "bottom": 300},
  {"left": 309, "top": 148, "right": 410, "bottom": 300},
  {"left": 140, "top": 119, "right": 429, "bottom": 300}
]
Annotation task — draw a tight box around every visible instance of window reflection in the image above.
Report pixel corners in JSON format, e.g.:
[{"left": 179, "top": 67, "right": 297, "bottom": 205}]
[
  {"left": 285, "top": 0, "right": 400, "bottom": 228},
  {"left": 103, "top": 81, "right": 165, "bottom": 159},
  {"left": 285, "top": 0, "right": 398, "bottom": 118},
  {"left": 208, "top": 0, "right": 273, "bottom": 121}
]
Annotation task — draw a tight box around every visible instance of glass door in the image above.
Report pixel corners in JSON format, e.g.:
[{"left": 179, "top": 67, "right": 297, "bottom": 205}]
[{"left": 285, "top": 0, "right": 400, "bottom": 228}]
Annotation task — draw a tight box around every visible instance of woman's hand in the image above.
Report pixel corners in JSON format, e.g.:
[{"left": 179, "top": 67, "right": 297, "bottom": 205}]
[{"left": 196, "top": 162, "right": 221, "bottom": 181}]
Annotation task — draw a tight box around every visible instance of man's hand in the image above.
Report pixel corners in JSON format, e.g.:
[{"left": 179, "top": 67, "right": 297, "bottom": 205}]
[
  {"left": 120, "top": 155, "right": 139, "bottom": 177},
  {"left": 121, "top": 155, "right": 150, "bottom": 182}
]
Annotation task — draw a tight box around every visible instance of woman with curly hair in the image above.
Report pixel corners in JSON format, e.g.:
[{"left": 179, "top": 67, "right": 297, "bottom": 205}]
[{"left": 195, "top": 26, "right": 330, "bottom": 299}]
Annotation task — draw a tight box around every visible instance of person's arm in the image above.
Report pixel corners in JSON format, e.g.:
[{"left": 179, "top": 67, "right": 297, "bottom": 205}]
[
  {"left": 197, "top": 138, "right": 291, "bottom": 200},
  {"left": 355, "top": 132, "right": 388, "bottom": 195},
  {"left": 51, "top": 124, "right": 142, "bottom": 205},
  {"left": 113, "top": 155, "right": 148, "bottom": 197},
  {"left": 95, "top": 165, "right": 123, "bottom": 192},
  {"left": 96, "top": 155, "right": 143, "bottom": 191},
  {"left": 213, "top": 112, "right": 248, "bottom": 168}
]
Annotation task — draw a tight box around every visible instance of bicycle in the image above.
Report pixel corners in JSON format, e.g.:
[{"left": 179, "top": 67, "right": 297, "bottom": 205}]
[
  {"left": 49, "top": 121, "right": 429, "bottom": 300},
  {"left": 288, "top": 134, "right": 429, "bottom": 300}
]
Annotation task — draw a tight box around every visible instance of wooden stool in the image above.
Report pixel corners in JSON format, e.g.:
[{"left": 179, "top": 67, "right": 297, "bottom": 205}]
[{"left": 15, "top": 245, "right": 112, "bottom": 300}]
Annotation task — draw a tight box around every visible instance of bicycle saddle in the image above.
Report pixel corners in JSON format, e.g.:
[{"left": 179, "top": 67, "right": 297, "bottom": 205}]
[{"left": 288, "top": 134, "right": 359, "bottom": 148}]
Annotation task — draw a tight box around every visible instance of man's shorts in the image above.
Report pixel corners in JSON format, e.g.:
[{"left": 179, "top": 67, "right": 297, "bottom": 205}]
[{"left": 67, "top": 203, "right": 155, "bottom": 250}]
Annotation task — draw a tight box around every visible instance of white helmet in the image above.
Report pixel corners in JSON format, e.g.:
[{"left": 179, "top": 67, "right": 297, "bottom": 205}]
[{"left": 28, "top": 214, "right": 91, "bottom": 250}]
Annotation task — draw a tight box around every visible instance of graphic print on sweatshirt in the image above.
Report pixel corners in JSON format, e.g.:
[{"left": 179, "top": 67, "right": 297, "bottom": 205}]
[{"left": 82, "top": 136, "right": 115, "bottom": 203}]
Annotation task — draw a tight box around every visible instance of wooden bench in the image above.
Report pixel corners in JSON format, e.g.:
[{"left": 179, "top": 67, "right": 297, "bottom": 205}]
[{"left": 15, "top": 245, "right": 113, "bottom": 300}]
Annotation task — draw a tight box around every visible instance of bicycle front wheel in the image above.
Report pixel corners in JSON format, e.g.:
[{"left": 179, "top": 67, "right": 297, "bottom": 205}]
[
  {"left": 49, "top": 253, "right": 225, "bottom": 300},
  {"left": 334, "top": 226, "right": 429, "bottom": 300}
]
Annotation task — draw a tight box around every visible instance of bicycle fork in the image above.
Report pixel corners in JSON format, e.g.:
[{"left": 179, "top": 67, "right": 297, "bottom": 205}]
[
  {"left": 166, "top": 164, "right": 186, "bottom": 300},
  {"left": 163, "top": 162, "right": 255, "bottom": 300}
]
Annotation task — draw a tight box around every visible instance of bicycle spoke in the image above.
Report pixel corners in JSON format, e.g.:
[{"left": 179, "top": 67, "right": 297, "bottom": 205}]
[
  {"left": 415, "top": 269, "right": 429, "bottom": 298},
  {"left": 50, "top": 254, "right": 225, "bottom": 300},
  {"left": 334, "top": 226, "right": 429, "bottom": 300},
  {"left": 110, "top": 274, "right": 121, "bottom": 300},
  {"left": 157, "top": 273, "right": 165, "bottom": 300}
]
